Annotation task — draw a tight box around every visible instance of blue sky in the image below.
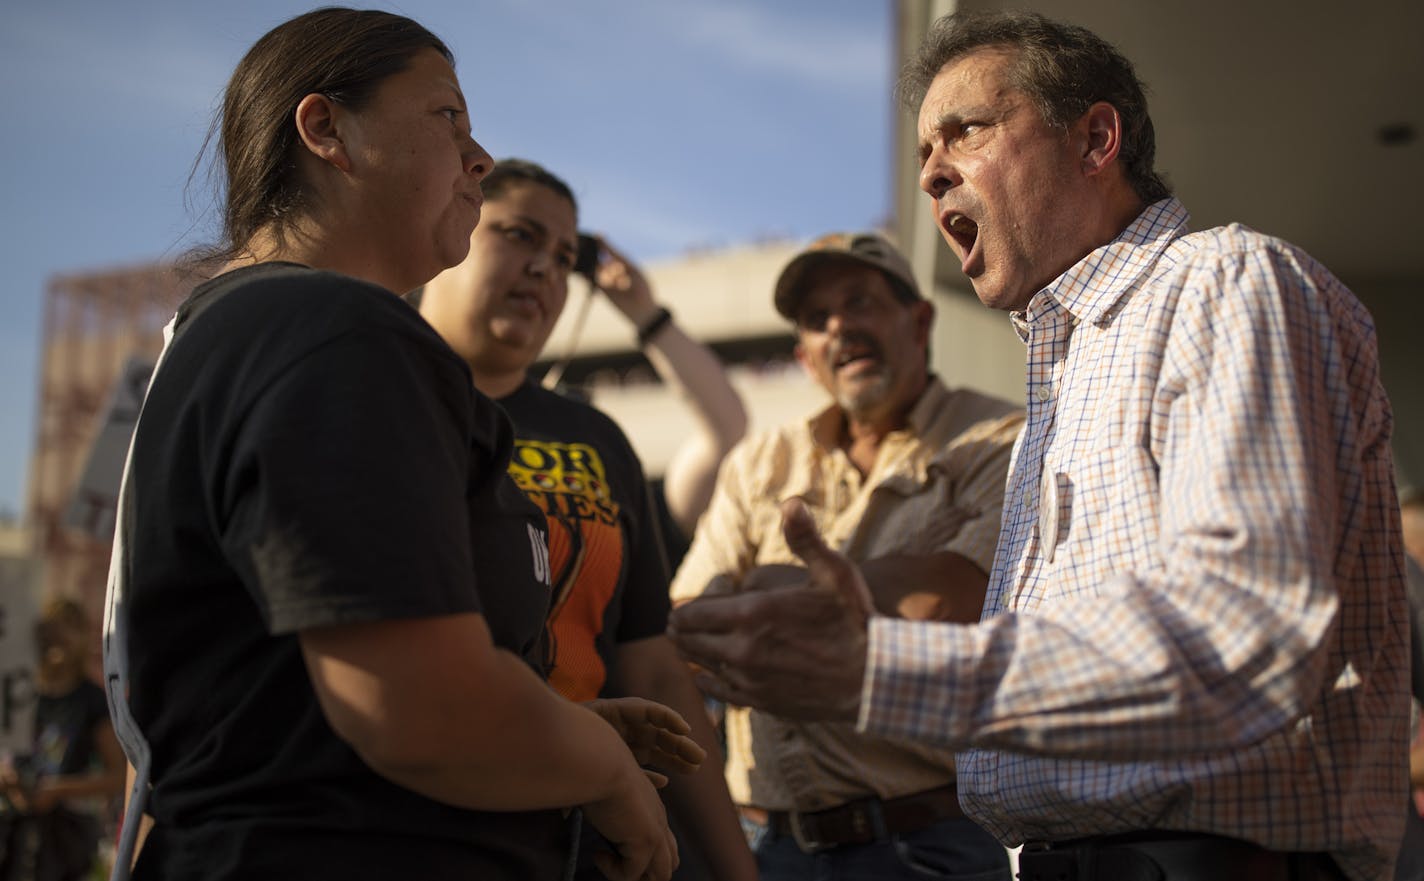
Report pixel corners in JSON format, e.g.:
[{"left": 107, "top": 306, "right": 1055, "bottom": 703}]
[{"left": 0, "top": 0, "right": 894, "bottom": 516}]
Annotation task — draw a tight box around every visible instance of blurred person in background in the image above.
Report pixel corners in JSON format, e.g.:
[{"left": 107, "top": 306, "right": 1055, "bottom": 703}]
[
  {"left": 1, "top": 598, "right": 124, "bottom": 881},
  {"left": 669, "top": 231, "right": 1021, "bottom": 880},
  {"left": 416, "top": 158, "right": 753, "bottom": 881},
  {"left": 105, "top": 10, "right": 691, "bottom": 881}
]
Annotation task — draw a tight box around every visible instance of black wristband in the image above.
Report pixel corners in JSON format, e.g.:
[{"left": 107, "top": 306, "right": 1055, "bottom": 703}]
[{"left": 635, "top": 307, "right": 674, "bottom": 347}]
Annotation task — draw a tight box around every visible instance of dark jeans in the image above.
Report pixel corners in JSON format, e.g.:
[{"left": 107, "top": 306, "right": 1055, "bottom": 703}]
[{"left": 744, "top": 812, "right": 1012, "bottom": 881}]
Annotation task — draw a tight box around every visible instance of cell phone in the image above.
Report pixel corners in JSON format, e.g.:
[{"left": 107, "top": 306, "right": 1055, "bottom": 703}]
[{"left": 574, "top": 233, "right": 601, "bottom": 280}]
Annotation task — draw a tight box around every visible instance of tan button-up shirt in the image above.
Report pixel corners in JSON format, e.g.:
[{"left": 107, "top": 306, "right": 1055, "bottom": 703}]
[{"left": 670, "top": 377, "right": 1023, "bottom": 810}]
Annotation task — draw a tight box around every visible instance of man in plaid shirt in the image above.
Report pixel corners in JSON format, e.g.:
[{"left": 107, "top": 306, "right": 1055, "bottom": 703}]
[{"left": 671, "top": 10, "right": 1408, "bottom": 881}]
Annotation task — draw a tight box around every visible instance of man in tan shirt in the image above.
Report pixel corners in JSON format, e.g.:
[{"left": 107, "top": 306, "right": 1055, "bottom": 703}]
[{"left": 669, "top": 232, "right": 1022, "bottom": 879}]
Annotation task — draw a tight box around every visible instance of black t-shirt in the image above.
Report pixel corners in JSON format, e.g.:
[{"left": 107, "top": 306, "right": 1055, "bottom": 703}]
[
  {"left": 498, "top": 381, "right": 670, "bottom": 701},
  {"left": 125, "top": 263, "right": 565, "bottom": 880},
  {"left": 34, "top": 679, "right": 108, "bottom": 778}
]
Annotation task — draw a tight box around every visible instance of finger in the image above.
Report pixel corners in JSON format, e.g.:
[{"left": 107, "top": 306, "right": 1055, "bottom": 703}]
[
  {"left": 692, "top": 669, "right": 749, "bottom": 706},
  {"left": 642, "top": 767, "right": 669, "bottom": 789},
  {"left": 701, "top": 572, "right": 739, "bottom": 597},
  {"left": 667, "top": 594, "right": 747, "bottom": 638},
  {"left": 780, "top": 497, "right": 875, "bottom": 618},
  {"left": 593, "top": 850, "right": 638, "bottom": 881},
  {"left": 669, "top": 629, "right": 737, "bottom": 673},
  {"left": 659, "top": 727, "right": 706, "bottom": 765},
  {"left": 639, "top": 828, "right": 676, "bottom": 881},
  {"left": 661, "top": 824, "right": 680, "bottom": 879},
  {"left": 640, "top": 701, "right": 691, "bottom": 736},
  {"left": 652, "top": 730, "right": 705, "bottom": 773}
]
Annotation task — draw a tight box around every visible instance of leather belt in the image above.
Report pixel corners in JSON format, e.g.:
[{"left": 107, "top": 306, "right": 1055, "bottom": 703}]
[
  {"left": 738, "top": 783, "right": 963, "bottom": 853},
  {"left": 1017, "top": 831, "right": 1347, "bottom": 881}
]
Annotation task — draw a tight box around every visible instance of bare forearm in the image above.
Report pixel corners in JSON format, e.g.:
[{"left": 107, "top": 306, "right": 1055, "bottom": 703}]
[
  {"left": 641, "top": 327, "right": 747, "bottom": 454},
  {"left": 359, "top": 651, "right": 644, "bottom": 811},
  {"left": 302, "top": 615, "right": 648, "bottom": 814},
  {"left": 859, "top": 551, "right": 988, "bottom": 622},
  {"left": 616, "top": 638, "right": 755, "bottom": 880}
]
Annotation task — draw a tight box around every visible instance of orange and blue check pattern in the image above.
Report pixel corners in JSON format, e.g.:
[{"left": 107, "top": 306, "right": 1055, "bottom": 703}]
[{"left": 858, "top": 199, "right": 1409, "bottom": 881}]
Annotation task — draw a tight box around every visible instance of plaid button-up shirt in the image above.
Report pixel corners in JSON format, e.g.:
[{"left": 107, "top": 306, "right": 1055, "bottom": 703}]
[{"left": 859, "top": 199, "right": 1408, "bottom": 881}]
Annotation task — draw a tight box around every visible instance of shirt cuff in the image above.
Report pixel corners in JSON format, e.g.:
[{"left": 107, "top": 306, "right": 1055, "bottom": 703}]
[{"left": 858, "top": 615, "right": 975, "bottom": 748}]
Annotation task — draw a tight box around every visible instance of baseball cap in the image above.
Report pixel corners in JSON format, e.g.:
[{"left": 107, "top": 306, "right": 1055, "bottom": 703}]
[{"left": 773, "top": 231, "right": 923, "bottom": 321}]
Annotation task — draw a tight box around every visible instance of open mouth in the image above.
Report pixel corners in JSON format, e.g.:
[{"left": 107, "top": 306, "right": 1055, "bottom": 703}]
[
  {"left": 942, "top": 212, "right": 983, "bottom": 276},
  {"left": 944, "top": 213, "right": 978, "bottom": 255},
  {"left": 833, "top": 343, "right": 880, "bottom": 374}
]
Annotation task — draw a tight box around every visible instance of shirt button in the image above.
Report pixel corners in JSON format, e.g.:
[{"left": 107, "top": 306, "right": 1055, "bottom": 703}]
[{"left": 1034, "top": 385, "right": 1052, "bottom": 402}]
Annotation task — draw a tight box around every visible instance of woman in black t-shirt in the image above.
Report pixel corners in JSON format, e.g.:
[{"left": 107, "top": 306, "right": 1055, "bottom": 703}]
[{"left": 109, "top": 10, "right": 690, "bottom": 881}]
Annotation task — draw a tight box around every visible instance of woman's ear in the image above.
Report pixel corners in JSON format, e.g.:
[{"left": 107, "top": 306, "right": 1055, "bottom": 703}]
[{"left": 294, "top": 92, "right": 352, "bottom": 172}]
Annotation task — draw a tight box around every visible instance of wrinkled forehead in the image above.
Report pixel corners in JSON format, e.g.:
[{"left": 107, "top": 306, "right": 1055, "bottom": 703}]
[{"left": 916, "top": 47, "right": 1022, "bottom": 125}]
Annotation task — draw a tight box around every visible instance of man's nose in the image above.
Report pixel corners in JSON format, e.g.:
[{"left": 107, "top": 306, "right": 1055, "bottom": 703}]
[
  {"left": 919, "top": 149, "right": 958, "bottom": 199},
  {"left": 824, "top": 310, "right": 853, "bottom": 336}
]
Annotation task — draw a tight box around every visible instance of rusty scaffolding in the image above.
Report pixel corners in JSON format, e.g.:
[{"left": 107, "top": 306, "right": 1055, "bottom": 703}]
[{"left": 27, "top": 262, "right": 188, "bottom": 625}]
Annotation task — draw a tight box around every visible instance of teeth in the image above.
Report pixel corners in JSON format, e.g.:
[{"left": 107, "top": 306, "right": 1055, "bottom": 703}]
[{"left": 948, "top": 215, "right": 975, "bottom": 234}]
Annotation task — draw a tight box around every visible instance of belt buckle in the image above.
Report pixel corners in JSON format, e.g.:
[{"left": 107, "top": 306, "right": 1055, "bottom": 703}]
[{"left": 788, "top": 811, "right": 830, "bottom": 854}]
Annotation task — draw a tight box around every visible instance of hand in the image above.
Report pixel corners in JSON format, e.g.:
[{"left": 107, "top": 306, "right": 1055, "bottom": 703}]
[
  {"left": 698, "top": 563, "right": 805, "bottom": 600},
  {"left": 587, "top": 237, "right": 659, "bottom": 324},
  {"left": 667, "top": 498, "right": 874, "bottom": 720},
  {"left": 585, "top": 697, "right": 705, "bottom": 782},
  {"left": 0, "top": 763, "right": 28, "bottom": 812},
  {"left": 582, "top": 763, "right": 679, "bottom": 881}
]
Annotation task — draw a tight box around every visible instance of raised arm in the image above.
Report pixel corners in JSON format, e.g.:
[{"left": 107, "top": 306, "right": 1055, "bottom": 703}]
[{"left": 591, "top": 237, "right": 748, "bottom": 536}]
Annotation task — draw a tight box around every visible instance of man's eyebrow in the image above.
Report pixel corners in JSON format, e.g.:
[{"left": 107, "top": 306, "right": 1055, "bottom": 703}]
[{"left": 916, "top": 109, "right": 962, "bottom": 162}]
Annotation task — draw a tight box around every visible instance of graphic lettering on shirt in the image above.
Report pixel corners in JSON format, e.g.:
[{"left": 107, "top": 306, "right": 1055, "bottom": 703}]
[
  {"left": 527, "top": 522, "right": 550, "bottom": 586},
  {"left": 507, "top": 439, "right": 625, "bottom": 701}
]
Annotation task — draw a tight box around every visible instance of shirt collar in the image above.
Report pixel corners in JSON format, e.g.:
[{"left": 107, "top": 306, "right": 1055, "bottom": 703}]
[{"left": 1010, "top": 197, "right": 1189, "bottom": 340}]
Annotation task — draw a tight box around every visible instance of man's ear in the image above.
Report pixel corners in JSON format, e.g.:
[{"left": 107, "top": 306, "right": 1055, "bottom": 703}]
[
  {"left": 293, "top": 92, "right": 352, "bottom": 173},
  {"left": 912, "top": 299, "right": 934, "bottom": 346},
  {"left": 1079, "top": 101, "right": 1123, "bottom": 179},
  {"left": 793, "top": 339, "right": 814, "bottom": 377}
]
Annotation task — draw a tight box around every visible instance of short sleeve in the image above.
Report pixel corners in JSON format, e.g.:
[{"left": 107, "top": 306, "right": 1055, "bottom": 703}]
[{"left": 217, "top": 328, "right": 483, "bottom": 634}]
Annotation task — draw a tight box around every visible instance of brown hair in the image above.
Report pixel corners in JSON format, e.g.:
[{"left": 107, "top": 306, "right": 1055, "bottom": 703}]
[
  {"left": 898, "top": 10, "right": 1170, "bottom": 205},
  {"left": 482, "top": 158, "right": 579, "bottom": 216},
  {"left": 192, "top": 7, "right": 452, "bottom": 264}
]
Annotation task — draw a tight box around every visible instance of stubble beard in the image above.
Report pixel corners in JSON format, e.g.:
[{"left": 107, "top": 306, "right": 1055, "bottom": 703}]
[{"left": 834, "top": 368, "right": 894, "bottom": 421}]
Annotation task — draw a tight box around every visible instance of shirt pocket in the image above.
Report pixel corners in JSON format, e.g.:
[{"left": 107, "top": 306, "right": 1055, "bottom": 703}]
[{"left": 1039, "top": 445, "right": 1158, "bottom": 594}]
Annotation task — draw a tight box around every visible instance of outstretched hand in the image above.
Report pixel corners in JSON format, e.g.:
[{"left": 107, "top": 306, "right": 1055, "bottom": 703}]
[
  {"left": 667, "top": 497, "right": 874, "bottom": 720},
  {"left": 585, "top": 697, "right": 705, "bottom": 785}
]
